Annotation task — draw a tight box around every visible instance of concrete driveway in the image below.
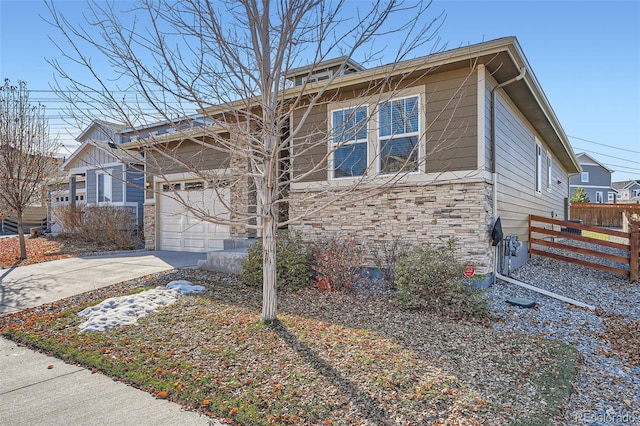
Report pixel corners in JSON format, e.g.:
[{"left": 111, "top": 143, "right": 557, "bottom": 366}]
[
  {"left": 0, "top": 250, "right": 206, "bottom": 316},
  {"left": 0, "top": 250, "right": 218, "bottom": 426}
]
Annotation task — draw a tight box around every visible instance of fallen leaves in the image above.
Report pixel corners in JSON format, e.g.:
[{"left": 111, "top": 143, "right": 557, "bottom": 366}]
[
  {"left": 597, "top": 311, "right": 640, "bottom": 367},
  {"left": 0, "top": 269, "right": 580, "bottom": 425},
  {"left": 0, "top": 235, "right": 132, "bottom": 268}
]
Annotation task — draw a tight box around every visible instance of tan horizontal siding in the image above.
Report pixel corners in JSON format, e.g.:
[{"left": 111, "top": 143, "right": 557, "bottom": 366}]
[
  {"left": 146, "top": 138, "right": 231, "bottom": 175},
  {"left": 493, "top": 82, "right": 568, "bottom": 241},
  {"left": 425, "top": 68, "right": 477, "bottom": 173},
  {"left": 291, "top": 102, "right": 329, "bottom": 183},
  {"left": 292, "top": 67, "right": 479, "bottom": 181}
]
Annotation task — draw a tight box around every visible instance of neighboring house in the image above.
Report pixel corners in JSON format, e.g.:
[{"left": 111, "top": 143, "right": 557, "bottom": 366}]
[
  {"left": 132, "top": 36, "right": 580, "bottom": 273},
  {"left": 568, "top": 152, "right": 614, "bottom": 203},
  {"left": 49, "top": 120, "right": 145, "bottom": 234},
  {"left": 612, "top": 179, "right": 640, "bottom": 202}
]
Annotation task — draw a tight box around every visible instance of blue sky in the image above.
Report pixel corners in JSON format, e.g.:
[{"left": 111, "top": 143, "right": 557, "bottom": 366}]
[{"left": 1, "top": 0, "right": 639, "bottom": 181}]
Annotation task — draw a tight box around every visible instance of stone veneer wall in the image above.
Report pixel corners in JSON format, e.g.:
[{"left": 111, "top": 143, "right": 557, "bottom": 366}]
[
  {"left": 143, "top": 200, "right": 156, "bottom": 250},
  {"left": 228, "top": 154, "right": 255, "bottom": 238},
  {"left": 289, "top": 180, "right": 495, "bottom": 272}
]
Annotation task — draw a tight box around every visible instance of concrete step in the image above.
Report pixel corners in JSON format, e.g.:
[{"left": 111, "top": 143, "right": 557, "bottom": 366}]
[
  {"left": 223, "top": 238, "right": 257, "bottom": 250},
  {"left": 198, "top": 239, "right": 257, "bottom": 274}
]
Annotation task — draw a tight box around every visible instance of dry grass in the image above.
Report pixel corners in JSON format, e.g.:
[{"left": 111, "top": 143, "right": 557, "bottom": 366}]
[
  {"left": 0, "top": 269, "right": 578, "bottom": 425},
  {"left": 0, "top": 235, "right": 127, "bottom": 268}
]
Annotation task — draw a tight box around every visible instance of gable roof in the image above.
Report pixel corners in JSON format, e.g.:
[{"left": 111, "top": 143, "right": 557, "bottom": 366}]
[
  {"left": 200, "top": 36, "right": 580, "bottom": 174},
  {"left": 612, "top": 179, "right": 640, "bottom": 190},
  {"left": 61, "top": 139, "right": 143, "bottom": 171},
  {"left": 76, "top": 120, "right": 128, "bottom": 143},
  {"left": 574, "top": 152, "right": 613, "bottom": 173}
]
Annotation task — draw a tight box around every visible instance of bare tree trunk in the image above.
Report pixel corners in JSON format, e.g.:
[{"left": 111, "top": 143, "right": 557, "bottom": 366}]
[
  {"left": 17, "top": 214, "right": 26, "bottom": 260},
  {"left": 262, "top": 210, "right": 278, "bottom": 322}
]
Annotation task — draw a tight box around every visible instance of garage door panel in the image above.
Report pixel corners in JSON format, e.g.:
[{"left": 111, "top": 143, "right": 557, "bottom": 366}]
[
  {"left": 184, "top": 238, "right": 206, "bottom": 249},
  {"left": 158, "top": 186, "right": 231, "bottom": 252}
]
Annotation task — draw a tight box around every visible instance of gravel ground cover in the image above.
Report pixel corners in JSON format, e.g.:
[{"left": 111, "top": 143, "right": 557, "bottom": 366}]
[{"left": 488, "top": 242, "right": 639, "bottom": 426}]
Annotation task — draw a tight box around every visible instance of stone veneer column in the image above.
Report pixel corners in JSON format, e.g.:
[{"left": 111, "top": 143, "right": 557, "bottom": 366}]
[{"left": 143, "top": 200, "right": 156, "bottom": 250}]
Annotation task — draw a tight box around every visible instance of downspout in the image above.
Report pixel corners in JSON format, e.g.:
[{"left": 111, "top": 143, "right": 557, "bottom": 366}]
[
  {"left": 488, "top": 67, "right": 595, "bottom": 310},
  {"left": 491, "top": 67, "right": 527, "bottom": 218},
  {"left": 490, "top": 67, "right": 526, "bottom": 280}
]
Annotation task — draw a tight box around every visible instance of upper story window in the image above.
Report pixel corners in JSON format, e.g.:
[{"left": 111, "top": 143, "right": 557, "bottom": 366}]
[
  {"left": 97, "top": 172, "right": 112, "bottom": 203},
  {"left": 581, "top": 171, "right": 589, "bottom": 183},
  {"left": 633, "top": 189, "right": 640, "bottom": 198},
  {"left": 331, "top": 106, "right": 368, "bottom": 178},
  {"left": 378, "top": 96, "right": 420, "bottom": 174}
]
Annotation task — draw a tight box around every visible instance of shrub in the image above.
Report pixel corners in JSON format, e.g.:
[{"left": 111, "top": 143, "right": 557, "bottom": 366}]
[
  {"left": 392, "top": 238, "right": 487, "bottom": 318},
  {"left": 241, "top": 230, "right": 312, "bottom": 291},
  {"left": 367, "top": 239, "right": 413, "bottom": 285},
  {"left": 310, "top": 236, "right": 366, "bottom": 291},
  {"left": 51, "top": 204, "right": 141, "bottom": 250}
]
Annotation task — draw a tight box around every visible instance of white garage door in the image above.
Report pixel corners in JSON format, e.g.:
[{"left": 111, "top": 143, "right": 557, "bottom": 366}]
[{"left": 157, "top": 182, "right": 231, "bottom": 252}]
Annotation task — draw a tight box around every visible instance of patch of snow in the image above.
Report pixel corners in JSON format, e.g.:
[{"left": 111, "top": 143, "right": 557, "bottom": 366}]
[
  {"left": 77, "top": 280, "right": 205, "bottom": 332},
  {"left": 165, "top": 280, "right": 206, "bottom": 295}
]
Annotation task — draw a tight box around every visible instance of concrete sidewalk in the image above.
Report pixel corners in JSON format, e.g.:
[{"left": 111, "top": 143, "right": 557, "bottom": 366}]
[{"left": 0, "top": 251, "right": 217, "bottom": 426}]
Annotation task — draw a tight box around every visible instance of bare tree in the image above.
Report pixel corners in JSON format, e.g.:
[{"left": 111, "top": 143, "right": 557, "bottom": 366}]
[
  {"left": 46, "top": 0, "right": 475, "bottom": 322},
  {"left": 0, "top": 79, "right": 59, "bottom": 259}
]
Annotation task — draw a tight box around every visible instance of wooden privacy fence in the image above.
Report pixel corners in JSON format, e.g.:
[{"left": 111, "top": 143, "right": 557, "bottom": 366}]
[
  {"left": 1, "top": 217, "right": 47, "bottom": 234},
  {"left": 529, "top": 214, "right": 639, "bottom": 282},
  {"left": 570, "top": 203, "right": 640, "bottom": 227}
]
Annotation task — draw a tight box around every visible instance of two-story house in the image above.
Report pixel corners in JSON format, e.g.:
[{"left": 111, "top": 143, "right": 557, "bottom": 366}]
[{"left": 569, "top": 152, "right": 614, "bottom": 203}]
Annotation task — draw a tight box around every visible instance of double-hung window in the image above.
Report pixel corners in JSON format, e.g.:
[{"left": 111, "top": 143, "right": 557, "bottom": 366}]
[
  {"left": 331, "top": 106, "right": 368, "bottom": 178},
  {"left": 378, "top": 96, "right": 419, "bottom": 174},
  {"left": 97, "top": 172, "right": 112, "bottom": 203}
]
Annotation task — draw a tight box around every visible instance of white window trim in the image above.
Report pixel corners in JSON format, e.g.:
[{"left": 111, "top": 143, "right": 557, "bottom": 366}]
[
  {"left": 595, "top": 191, "right": 603, "bottom": 203},
  {"left": 377, "top": 94, "right": 422, "bottom": 176},
  {"left": 546, "top": 150, "right": 552, "bottom": 192},
  {"left": 608, "top": 192, "right": 615, "bottom": 202},
  {"left": 96, "top": 171, "right": 113, "bottom": 203},
  {"left": 327, "top": 86, "right": 425, "bottom": 181},
  {"left": 581, "top": 171, "right": 589, "bottom": 183},
  {"left": 535, "top": 142, "right": 542, "bottom": 194},
  {"left": 329, "top": 105, "right": 369, "bottom": 180}
]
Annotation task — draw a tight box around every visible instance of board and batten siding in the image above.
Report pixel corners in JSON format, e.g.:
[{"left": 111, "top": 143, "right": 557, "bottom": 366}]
[
  {"left": 72, "top": 145, "right": 119, "bottom": 169},
  {"left": 291, "top": 67, "right": 479, "bottom": 182},
  {"left": 488, "top": 79, "right": 568, "bottom": 241}
]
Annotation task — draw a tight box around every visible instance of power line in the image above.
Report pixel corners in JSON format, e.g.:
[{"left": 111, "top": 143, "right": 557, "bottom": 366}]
[
  {"left": 569, "top": 135, "right": 639, "bottom": 154},
  {"left": 572, "top": 146, "right": 639, "bottom": 164}
]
